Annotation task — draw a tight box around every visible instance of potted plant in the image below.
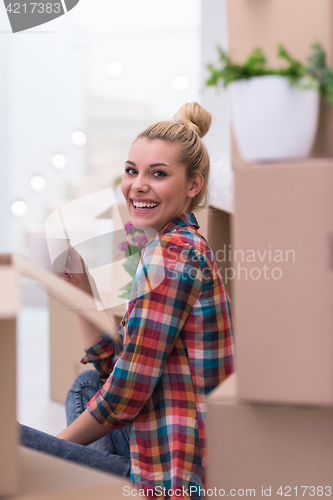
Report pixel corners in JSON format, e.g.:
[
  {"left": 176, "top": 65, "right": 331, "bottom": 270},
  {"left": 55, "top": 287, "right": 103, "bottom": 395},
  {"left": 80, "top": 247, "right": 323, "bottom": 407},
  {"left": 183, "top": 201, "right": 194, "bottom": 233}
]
[{"left": 206, "top": 43, "right": 333, "bottom": 162}]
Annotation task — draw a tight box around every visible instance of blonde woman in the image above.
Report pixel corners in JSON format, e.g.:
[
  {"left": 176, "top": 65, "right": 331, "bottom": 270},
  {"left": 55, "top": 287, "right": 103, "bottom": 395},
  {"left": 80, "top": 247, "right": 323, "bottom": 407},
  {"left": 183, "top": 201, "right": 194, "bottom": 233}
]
[{"left": 20, "top": 102, "right": 235, "bottom": 500}]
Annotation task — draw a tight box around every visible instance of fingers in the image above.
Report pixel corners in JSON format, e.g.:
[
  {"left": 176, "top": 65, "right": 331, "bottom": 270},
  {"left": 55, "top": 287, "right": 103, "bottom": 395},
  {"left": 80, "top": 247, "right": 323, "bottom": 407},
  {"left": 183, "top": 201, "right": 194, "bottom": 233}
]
[{"left": 62, "top": 272, "right": 72, "bottom": 283}]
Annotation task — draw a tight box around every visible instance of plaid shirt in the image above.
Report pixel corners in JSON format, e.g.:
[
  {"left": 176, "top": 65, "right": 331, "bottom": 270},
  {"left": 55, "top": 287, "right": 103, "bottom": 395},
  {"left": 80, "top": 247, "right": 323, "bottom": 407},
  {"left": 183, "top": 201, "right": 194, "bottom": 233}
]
[{"left": 81, "top": 212, "right": 235, "bottom": 496}]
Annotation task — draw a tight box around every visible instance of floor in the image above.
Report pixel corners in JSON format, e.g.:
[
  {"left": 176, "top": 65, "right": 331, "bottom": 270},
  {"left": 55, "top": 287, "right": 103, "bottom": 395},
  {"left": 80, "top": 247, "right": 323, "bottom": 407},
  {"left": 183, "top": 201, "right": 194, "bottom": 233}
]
[{"left": 17, "top": 280, "right": 67, "bottom": 436}]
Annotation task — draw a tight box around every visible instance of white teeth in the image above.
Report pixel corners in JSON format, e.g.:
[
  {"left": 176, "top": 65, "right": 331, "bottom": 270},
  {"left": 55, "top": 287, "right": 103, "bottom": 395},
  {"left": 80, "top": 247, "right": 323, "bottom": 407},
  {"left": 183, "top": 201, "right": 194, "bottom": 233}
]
[{"left": 133, "top": 201, "right": 158, "bottom": 208}]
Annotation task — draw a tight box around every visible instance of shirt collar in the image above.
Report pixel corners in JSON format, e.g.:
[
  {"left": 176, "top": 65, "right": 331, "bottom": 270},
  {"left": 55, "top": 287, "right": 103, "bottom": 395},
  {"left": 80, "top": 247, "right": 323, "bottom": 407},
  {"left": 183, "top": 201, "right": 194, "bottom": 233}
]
[{"left": 159, "top": 212, "right": 200, "bottom": 235}]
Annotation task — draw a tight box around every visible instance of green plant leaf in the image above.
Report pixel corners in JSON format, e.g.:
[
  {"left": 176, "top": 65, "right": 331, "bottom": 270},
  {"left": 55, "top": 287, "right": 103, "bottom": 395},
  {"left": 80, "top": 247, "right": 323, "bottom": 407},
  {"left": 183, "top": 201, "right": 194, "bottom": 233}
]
[
  {"left": 123, "top": 252, "right": 141, "bottom": 279},
  {"left": 205, "top": 41, "right": 333, "bottom": 104},
  {"left": 305, "top": 42, "right": 333, "bottom": 102},
  {"left": 118, "top": 280, "right": 133, "bottom": 300}
]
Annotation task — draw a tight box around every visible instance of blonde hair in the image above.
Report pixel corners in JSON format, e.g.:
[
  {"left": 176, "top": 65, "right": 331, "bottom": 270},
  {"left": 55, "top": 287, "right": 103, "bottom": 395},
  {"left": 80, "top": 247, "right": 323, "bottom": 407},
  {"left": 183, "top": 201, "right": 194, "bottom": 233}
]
[{"left": 136, "top": 102, "right": 212, "bottom": 212}]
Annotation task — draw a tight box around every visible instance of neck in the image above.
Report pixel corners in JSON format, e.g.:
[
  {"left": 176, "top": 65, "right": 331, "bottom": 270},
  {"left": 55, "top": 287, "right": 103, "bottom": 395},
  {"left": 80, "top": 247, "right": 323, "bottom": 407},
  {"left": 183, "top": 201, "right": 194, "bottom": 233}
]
[{"left": 144, "top": 226, "right": 159, "bottom": 241}]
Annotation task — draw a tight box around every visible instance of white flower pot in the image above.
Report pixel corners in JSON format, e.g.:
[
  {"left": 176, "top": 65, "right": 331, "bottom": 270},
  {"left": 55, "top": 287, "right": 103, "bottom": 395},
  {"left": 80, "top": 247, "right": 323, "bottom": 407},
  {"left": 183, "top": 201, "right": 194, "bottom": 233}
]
[{"left": 230, "top": 75, "right": 320, "bottom": 162}]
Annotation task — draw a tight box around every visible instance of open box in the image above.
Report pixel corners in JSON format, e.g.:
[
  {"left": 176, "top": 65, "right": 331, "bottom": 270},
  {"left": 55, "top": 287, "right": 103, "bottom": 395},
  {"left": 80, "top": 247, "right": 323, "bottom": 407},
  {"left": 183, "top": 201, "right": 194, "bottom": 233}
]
[{"left": 0, "top": 253, "right": 132, "bottom": 498}]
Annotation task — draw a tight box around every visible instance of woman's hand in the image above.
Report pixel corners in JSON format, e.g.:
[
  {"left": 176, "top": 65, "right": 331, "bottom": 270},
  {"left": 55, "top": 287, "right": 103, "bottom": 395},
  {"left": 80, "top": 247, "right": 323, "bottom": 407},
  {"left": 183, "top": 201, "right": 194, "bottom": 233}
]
[{"left": 61, "top": 246, "right": 94, "bottom": 297}]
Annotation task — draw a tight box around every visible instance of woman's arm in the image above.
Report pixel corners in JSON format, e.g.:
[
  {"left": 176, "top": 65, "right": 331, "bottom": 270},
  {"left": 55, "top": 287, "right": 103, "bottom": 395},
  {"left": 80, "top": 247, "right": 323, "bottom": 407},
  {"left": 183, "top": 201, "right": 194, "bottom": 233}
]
[{"left": 57, "top": 407, "right": 116, "bottom": 444}]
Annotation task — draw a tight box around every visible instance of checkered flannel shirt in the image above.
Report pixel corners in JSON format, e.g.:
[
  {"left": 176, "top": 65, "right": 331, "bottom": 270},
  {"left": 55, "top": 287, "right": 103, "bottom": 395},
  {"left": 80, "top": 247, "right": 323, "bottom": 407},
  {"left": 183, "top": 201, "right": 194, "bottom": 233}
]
[{"left": 81, "top": 212, "right": 235, "bottom": 495}]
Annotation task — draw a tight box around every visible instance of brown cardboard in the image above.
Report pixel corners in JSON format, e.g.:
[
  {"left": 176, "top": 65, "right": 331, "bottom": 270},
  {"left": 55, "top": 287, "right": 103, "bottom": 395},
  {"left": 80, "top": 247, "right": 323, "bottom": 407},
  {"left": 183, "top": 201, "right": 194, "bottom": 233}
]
[
  {"left": 2, "top": 447, "right": 134, "bottom": 499},
  {"left": 49, "top": 295, "right": 125, "bottom": 404},
  {"left": 226, "top": 0, "right": 333, "bottom": 158},
  {"left": 0, "top": 265, "right": 18, "bottom": 319},
  {"left": 0, "top": 316, "right": 18, "bottom": 496},
  {"left": 206, "top": 375, "right": 333, "bottom": 496},
  {"left": 13, "top": 254, "right": 118, "bottom": 339},
  {"left": 49, "top": 296, "right": 90, "bottom": 403},
  {"left": 0, "top": 254, "right": 129, "bottom": 496},
  {"left": 232, "top": 158, "right": 333, "bottom": 405},
  {"left": 0, "top": 263, "right": 18, "bottom": 496},
  {"left": 208, "top": 207, "right": 232, "bottom": 299},
  {"left": 193, "top": 206, "right": 209, "bottom": 241}
]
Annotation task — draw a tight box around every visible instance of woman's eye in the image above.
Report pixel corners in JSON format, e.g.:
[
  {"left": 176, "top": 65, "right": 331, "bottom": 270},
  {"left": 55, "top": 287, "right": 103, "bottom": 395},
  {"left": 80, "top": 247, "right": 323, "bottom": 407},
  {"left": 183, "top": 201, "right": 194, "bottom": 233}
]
[
  {"left": 124, "top": 167, "right": 166, "bottom": 178},
  {"left": 152, "top": 170, "right": 167, "bottom": 178},
  {"left": 125, "top": 167, "right": 137, "bottom": 175}
]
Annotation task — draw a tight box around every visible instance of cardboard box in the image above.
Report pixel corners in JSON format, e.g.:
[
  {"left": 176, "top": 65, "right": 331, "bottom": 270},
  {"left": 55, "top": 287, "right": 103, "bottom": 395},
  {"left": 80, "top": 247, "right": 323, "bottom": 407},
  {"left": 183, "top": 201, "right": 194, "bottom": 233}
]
[
  {"left": 0, "top": 257, "right": 19, "bottom": 496},
  {"left": 49, "top": 296, "right": 125, "bottom": 404},
  {"left": 0, "top": 254, "right": 126, "bottom": 496},
  {"left": 206, "top": 374, "right": 333, "bottom": 496},
  {"left": 232, "top": 158, "right": 333, "bottom": 405},
  {"left": 182, "top": 206, "right": 233, "bottom": 299},
  {"left": 3, "top": 447, "right": 134, "bottom": 500}
]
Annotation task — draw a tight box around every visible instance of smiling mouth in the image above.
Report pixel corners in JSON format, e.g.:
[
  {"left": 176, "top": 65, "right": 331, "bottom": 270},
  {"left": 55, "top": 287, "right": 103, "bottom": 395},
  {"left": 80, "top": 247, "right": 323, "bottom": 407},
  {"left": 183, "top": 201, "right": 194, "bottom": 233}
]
[{"left": 131, "top": 200, "right": 160, "bottom": 212}]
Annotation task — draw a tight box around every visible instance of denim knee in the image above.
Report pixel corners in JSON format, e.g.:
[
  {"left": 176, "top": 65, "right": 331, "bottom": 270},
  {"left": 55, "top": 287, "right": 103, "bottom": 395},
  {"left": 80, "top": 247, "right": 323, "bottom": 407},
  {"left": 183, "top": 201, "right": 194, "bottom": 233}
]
[
  {"left": 65, "top": 370, "right": 104, "bottom": 425},
  {"left": 68, "top": 370, "right": 103, "bottom": 393}
]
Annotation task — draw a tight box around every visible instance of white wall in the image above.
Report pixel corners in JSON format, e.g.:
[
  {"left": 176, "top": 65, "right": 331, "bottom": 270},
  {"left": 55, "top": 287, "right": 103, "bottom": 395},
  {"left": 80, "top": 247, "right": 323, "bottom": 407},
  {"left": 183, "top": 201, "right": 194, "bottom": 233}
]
[
  {"left": 200, "top": 0, "right": 232, "bottom": 212},
  {"left": 0, "top": 28, "right": 10, "bottom": 252},
  {"left": 201, "top": 0, "right": 231, "bottom": 159},
  {"left": 71, "top": 0, "right": 201, "bottom": 120},
  {"left": 1, "top": 0, "right": 202, "bottom": 253},
  {"left": 0, "top": 9, "right": 86, "bottom": 252}
]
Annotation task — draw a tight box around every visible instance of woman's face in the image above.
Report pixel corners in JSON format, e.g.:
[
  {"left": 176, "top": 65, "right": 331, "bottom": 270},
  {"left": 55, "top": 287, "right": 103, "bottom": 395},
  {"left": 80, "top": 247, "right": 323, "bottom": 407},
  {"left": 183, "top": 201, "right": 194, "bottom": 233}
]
[{"left": 121, "top": 137, "right": 202, "bottom": 235}]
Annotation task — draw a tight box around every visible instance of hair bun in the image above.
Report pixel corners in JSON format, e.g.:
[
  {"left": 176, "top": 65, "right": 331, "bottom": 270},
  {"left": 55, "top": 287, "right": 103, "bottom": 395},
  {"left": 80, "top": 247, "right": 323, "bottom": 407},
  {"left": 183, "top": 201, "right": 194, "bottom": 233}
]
[{"left": 173, "top": 102, "right": 212, "bottom": 139}]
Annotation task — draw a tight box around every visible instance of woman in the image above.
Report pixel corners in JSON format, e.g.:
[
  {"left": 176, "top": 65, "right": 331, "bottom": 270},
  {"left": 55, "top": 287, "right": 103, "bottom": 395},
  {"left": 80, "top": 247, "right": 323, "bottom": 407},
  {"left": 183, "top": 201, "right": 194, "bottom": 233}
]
[{"left": 20, "top": 102, "right": 235, "bottom": 499}]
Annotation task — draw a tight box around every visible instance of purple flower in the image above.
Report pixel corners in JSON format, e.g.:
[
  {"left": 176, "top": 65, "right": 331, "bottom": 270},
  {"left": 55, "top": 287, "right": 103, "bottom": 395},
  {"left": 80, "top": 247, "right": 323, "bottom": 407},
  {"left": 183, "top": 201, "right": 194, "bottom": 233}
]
[
  {"left": 118, "top": 241, "right": 129, "bottom": 252},
  {"left": 124, "top": 222, "right": 134, "bottom": 235},
  {"left": 134, "top": 233, "right": 148, "bottom": 249}
]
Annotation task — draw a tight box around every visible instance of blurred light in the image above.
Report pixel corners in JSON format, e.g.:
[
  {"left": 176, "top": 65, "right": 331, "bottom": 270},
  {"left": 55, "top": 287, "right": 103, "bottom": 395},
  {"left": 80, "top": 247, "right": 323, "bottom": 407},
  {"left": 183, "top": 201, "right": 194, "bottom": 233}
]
[
  {"left": 71, "top": 130, "right": 87, "bottom": 147},
  {"left": 30, "top": 175, "right": 46, "bottom": 192},
  {"left": 51, "top": 154, "right": 67, "bottom": 170},
  {"left": 106, "top": 61, "right": 124, "bottom": 77},
  {"left": 171, "top": 75, "right": 190, "bottom": 91},
  {"left": 11, "top": 200, "right": 27, "bottom": 217}
]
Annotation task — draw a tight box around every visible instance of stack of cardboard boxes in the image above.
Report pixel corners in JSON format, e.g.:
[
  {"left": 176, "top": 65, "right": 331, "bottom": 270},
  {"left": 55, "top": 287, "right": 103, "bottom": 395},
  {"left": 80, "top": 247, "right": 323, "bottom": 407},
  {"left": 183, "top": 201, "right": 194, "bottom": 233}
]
[{"left": 206, "top": 0, "right": 333, "bottom": 494}]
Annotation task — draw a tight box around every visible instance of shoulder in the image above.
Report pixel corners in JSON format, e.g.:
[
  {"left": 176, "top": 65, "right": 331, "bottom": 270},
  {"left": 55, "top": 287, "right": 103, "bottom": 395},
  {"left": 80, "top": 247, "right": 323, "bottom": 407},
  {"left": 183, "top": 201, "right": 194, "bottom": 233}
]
[
  {"left": 146, "top": 224, "right": 208, "bottom": 253},
  {"left": 142, "top": 229, "right": 206, "bottom": 268},
  {"left": 130, "top": 230, "right": 204, "bottom": 301}
]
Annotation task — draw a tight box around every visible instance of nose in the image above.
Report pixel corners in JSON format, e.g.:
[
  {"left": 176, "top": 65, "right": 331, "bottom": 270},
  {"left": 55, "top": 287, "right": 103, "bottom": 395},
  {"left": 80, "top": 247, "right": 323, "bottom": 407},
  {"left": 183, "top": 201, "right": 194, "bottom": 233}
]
[{"left": 131, "top": 172, "right": 149, "bottom": 193}]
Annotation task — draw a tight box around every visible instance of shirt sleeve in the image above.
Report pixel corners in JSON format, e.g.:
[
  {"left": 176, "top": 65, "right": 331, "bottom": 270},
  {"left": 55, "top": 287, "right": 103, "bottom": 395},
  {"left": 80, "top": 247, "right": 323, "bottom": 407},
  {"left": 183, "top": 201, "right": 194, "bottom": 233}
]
[
  {"left": 80, "top": 321, "right": 124, "bottom": 382},
  {"left": 86, "top": 236, "right": 203, "bottom": 430}
]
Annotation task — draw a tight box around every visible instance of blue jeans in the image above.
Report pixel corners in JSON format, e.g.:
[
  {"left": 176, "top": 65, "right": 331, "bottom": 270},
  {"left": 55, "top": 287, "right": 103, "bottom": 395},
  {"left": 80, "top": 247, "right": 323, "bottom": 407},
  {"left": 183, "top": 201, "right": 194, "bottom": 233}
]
[{"left": 19, "top": 370, "right": 131, "bottom": 477}]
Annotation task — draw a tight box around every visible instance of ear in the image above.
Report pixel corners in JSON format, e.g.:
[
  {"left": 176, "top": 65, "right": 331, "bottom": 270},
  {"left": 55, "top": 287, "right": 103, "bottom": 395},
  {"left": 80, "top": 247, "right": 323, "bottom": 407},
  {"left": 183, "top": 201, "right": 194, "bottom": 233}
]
[{"left": 187, "top": 173, "right": 204, "bottom": 199}]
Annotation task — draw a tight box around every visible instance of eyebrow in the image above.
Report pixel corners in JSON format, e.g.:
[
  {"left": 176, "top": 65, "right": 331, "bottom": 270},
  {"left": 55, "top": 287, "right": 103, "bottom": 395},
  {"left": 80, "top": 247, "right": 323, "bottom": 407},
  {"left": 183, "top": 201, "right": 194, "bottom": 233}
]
[{"left": 125, "top": 161, "right": 172, "bottom": 168}]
